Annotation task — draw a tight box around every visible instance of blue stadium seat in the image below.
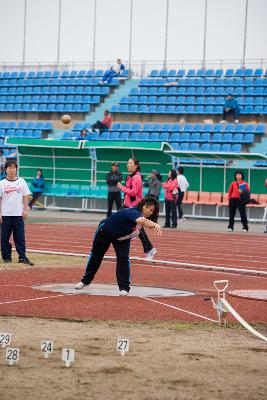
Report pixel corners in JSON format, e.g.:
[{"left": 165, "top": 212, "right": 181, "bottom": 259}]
[
  {"left": 176, "top": 87, "right": 186, "bottom": 95},
  {"left": 222, "top": 133, "right": 233, "bottom": 142},
  {"left": 129, "top": 132, "right": 140, "bottom": 141},
  {"left": 169, "top": 133, "right": 180, "bottom": 142},
  {"left": 187, "top": 69, "right": 196, "bottom": 78},
  {"left": 180, "top": 132, "right": 190, "bottom": 142},
  {"left": 143, "top": 123, "right": 153, "bottom": 132},
  {"left": 214, "top": 69, "right": 223, "bottom": 77},
  {"left": 186, "top": 87, "right": 196, "bottom": 96},
  {"left": 119, "top": 131, "right": 129, "bottom": 141},
  {"left": 171, "top": 143, "right": 180, "bottom": 150},
  {"left": 149, "top": 70, "right": 159, "bottom": 77},
  {"left": 255, "top": 124, "right": 265, "bottom": 134},
  {"left": 177, "top": 69, "right": 185, "bottom": 77},
  {"left": 182, "top": 124, "right": 193, "bottom": 133},
  {"left": 110, "top": 131, "right": 120, "bottom": 140},
  {"left": 254, "top": 69, "right": 263, "bottom": 77},
  {"left": 243, "top": 134, "right": 254, "bottom": 144},
  {"left": 230, "top": 144, "right": 242, "bottom": 152},
  {"left": 157, "top": 87, "right": 167, "bottom": 95},
  {"left": 225, "top": 69, "right": 234, "bottom": 77},
  {"left": 210, "top": 143, "right": 221, "bottom": 152},
  {"left": 200, "top": 143, "right": 210, "bottom": 151},
  {"left": 195, "top": 105, "right": 204, "bottom": 114},
  {"left": 139, "top": 132, "right": 149, "bottom": 141},
  {"left": 196, "top": 96, "right": 205, "bottom": 105},
  {"left": 156, "top": 105, "right": 166, "bottom": 113},
  {"left": 100, "top": 131, "right": 111, "bottom": 140},
  {"left": 179, "top": 143, "right": 189, "bottom": 151},
  {"left": 200, "top": 133, "right": 210, "bottom": 142},
  {"left": 224, "top": 124, "right": 236, "bottom": 133},
  {"left": 159, "top": 132, "right": 169, "bottom": 141},
  {"left": 204, "top": 106, "right": 214, "bottom": 114},
  {"left": 212, "top": 133, "right": 223, "bottom": 143},
  {"left": 232, "top": 134, "right": 243, "bottom": 143},
  {"left": 149, "top": 132, "right": 160, "bottom": 141},
  {"left": 221, "top": 144, "right": 231, "bottom": 152},
  {"left": 189, "top": 143, "right": 200, "bottom": 151},
  {"left": 190, "top": 133, "right": 200, "bottom": 142}
]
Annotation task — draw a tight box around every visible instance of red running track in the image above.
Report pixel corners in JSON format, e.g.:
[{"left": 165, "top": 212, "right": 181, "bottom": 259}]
[{"left": 0, "top": 223, "right": 266, "bottom": 324}]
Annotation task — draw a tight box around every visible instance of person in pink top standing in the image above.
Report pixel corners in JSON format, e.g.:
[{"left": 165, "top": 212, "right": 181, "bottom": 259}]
[
  {"left": 162, "top": 169, "right": 178, "bottom": 228},
  {"left": 117, "top": 157, "right": 157, "bottom": 259}
]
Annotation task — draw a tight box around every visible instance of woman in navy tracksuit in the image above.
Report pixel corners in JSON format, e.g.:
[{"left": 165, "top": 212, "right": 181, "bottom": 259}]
[{"left": 75, "top": 196, "right": 161, "bottom": 295}]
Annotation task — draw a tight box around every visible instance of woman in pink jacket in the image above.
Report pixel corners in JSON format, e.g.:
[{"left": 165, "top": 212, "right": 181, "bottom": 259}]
[
  {"left": 117, "top": 157, "right": 157, "bottom": 259},
  {"left": 162, "top": 169, "right": 178, "bottom": 228}
]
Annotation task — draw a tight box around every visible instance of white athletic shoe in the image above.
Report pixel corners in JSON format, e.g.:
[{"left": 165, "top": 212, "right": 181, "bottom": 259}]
[
  {"left": 220, "top": 120, "right": 227, "bottom": 123},
  {"left": 119, "top": 290, "right": 129, "bottom": 296},
  {"left": 146, "top": 248, "right": 157, "bottom": 260},
  {"left": 227, "top": 228, "right": 233, "bottom": 232},
  {"left": 75, "top": 281, "right": 85, "bottom": 290},
  {"left": 234, "top": 119, "right": 239, "bottom": 123},
  {"left": 242, "top": 228, "right": 248, "bottom": 232}
]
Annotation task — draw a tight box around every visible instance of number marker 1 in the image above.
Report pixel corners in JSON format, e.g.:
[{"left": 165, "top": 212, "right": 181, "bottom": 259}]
[
  {"left": 117, "top": 338, "right": 129, "bottom": 356},
  {"left": 0, "top": 332, "right": 12, "bottom": 348},
  {"left": 62, "top": 348, "right": 75, "bottom": 367},
  {"left": 6, "top": 347, "right": 19, "bottom": 366},
  {"left": 41, "top": 340, "right": 54, "bottom": 359}
]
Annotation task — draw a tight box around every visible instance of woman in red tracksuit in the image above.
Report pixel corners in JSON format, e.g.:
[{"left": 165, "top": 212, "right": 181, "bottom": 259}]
[
  {"left": 162, "top": 169, "right": 178, "bottom": 228},
  {"left": 117, "top": 157, "right": 157, "bottom": 259},
  {"left": 228, "top": 170, "right": 249, "bottom": 232}
]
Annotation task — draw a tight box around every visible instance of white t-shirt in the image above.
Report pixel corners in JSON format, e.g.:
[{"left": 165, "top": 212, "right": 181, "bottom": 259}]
[
  {"left": 177, "top": 175, "right": 189, "bottom": 192},
  {"left": 0, "top": 178, "right": 31, "bottom": 216}
]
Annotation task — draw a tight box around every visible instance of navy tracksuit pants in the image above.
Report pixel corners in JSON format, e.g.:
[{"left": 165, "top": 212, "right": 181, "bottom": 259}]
[
  {"left": 1, "top": 216, "right": 26, "bottom": 260},
  {"left": 81, "top": 225, "right": 131, "bottom": 292}
]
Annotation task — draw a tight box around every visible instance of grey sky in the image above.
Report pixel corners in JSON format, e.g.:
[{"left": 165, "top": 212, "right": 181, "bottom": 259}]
[{"left": 0, "top": 0, "right": 266, "bottom": 66}]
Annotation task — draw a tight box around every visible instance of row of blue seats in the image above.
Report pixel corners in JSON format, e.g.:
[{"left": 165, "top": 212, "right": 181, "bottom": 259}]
[
  {"left": 254, "top": 161, "right": 267, "bottom": 167},
  {"left": 109, "top": 122, "right": 265, "bottom": 134},
  {"left": 0, "top": 129, "right": 42, "bottom": 138},
  {"left": 149, "top": 69, "right": 266, "bottom": 78},
  {"left": 0, "top": 95, "right": 101, "bottom": 104},
  {"left": 130, "top": 87, "right": 267, "bottom": 96},
  {"left": 0, "top": 86, "right": 109, "bottom": 95},
  {"left": 111, "top": 104, "right": 267, "bottom": 114},
  {"left": 0, "top": 121, "right": 52, "bottom": 130},
  {"left": 0, "top": 79, "right": 115, "bottom": 88},
  {"left": 0, "top": 70, "right": 129, "bottom": 79},
  {"left": 0, "top": 104, "right": 90, "bottom": 113},
  {"left": 179, "top": 159, "right": 225, "bottom": 165},
  {"left": 62, "top": 130, "right": 254, "bottom": 144},
  {"left": 139, "top": 78, "right": 267, "bottom": 87},
  {"left": 120, "top": 96, "right": 267, "bottom": 106},
  {"left": 172, "top": 143, "right": 242, "bottom": 152}
]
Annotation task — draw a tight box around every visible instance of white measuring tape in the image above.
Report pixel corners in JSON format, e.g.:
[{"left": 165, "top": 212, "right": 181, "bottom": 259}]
[{"left": 212, "top": 280, "right": 267, "bottom": 343}]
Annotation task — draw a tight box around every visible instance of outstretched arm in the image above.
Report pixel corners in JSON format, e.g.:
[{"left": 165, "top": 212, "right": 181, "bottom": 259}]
[{"left": 135, "top": 217, "right": 162, "bottom": 235}]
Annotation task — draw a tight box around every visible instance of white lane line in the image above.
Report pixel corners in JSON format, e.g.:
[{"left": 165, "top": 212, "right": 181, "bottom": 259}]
[
  {"left": 0, "top": 293, "right": 75, "bottom": 306},
  {"left": 141, "top": 296, "right": 218, "bottom": 323},
  {"left": 26, "top": 249, "right": 267, "bottom": 277}
]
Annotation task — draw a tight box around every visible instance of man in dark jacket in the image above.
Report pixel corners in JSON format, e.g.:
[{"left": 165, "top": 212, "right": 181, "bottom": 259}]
[{"left": 106, "top": 162, "right": 123, "bottom": 217}]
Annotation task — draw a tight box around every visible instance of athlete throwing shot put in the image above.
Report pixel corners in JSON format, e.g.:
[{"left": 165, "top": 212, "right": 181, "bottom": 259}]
[{"left": 75, "top": 196, "right": 161, "bottom": 296}]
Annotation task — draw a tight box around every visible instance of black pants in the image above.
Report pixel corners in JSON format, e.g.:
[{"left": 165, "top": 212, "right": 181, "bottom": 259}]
[
  {"left": 92, "top": 121, "right": 108, "bottom": 133},
  {"left": 223, "top": 108, "right": 239, "bottom": 121},
  {"left": 165, "top": 200, "right": 177, "bottom": 227},
  {"left": 1, "top": 216, "right": 26, "bottom": 260},
  {"left": 177, "top": 191, "right": 185, "bottom": 219},
  {"left": 29, "top": 192, "right": 42, "bottom": 208},
  {"left": 81, "top": 226, "right": 131, "bottom": 292},
  {"left": 107, "top": 192, "right": 122, "bottom": 217},
  {"left": 228, "top": 198, "right": 248, "bottom": 230},
  {"left": 139, "top": 227, "right": 153, "bottom": 253}
]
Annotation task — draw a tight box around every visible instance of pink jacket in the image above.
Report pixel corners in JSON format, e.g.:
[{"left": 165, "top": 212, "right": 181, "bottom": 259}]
[
  {"left": 120, "top": 172, "right": 143, "bottom": 207},
  {"left": 162, "top": 178, "right": 178, "bottom": 201}
]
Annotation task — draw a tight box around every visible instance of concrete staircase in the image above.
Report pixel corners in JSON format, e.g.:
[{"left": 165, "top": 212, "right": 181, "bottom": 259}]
[{"left": 85, "top": 79, "right": 138, "bottom": 124}]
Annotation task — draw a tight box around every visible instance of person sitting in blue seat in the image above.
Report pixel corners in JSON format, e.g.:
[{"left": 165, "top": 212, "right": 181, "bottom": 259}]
[
  {"left": 101, "top": 66, "right": 118, "bottom": 84},
  {"left": 78, "top": 128, "right": 88, "bottom": 140},
  {"left": 115, "top": 59, "right": 126, "bottom": 75},
  {"left": 220, "top": 94, "right": 239, "bottom": 123}
]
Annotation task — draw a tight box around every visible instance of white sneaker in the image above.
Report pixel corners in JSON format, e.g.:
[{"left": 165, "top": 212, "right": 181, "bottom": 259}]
[
  {"left": 234, "top": 119, "right": 239, "bottom": 123},
  {"left": 227, "top": 228, "right": 233, "bottom": 232},
  {"left": 220, "top": 120, "right": 227, "bottom": 123},
  {"left": 242, "top": 228, "right": 248, "bottom": 232},
  {"left": 146, "top": 248, "right": 157, "bottom": 259},
  {"left": 75, "top": 281, "right": 85, "bottom": 290},
  {"left": 119, "top": 290, "right": 129, "bottom": 296}
]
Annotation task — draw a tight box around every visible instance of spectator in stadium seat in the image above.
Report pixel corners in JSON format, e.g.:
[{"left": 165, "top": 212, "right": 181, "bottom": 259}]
[
  {"left": 90, "top": 110, "right": 112, "bottom": 133},
  {"left": 162, "top": 169, "right": 178, "bottom": 228},
  {"left": 117, "top": 157, "right": 157, "bottom": 259},
  {"left": 145, "top": 169, "right": 162, "bottom": 200},
  {"left": 227, "top": 170, "right": 249, "bottom": 232},
  {"left": 29, "top": 169, "right": 45, "bottom": 209},
  {"left": 220, "top": 94, "right": 239, "bottom": 124},
  {"left": 177, "top": 166, "right": 189, "bottom": 220},
  {"left": 106, "top": 162, "right": 123, "bottom": 217},
  {"left": 115, "top": 59, "right": 126, "bottom": 75},
  {"left": 101, "top": 65, "right": 118, "bottom": 84}
]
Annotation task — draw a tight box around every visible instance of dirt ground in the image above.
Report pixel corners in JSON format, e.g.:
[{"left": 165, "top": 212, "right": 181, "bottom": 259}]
[{"left": 0, "top": 317, "right": 266, "bottom": 400}]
